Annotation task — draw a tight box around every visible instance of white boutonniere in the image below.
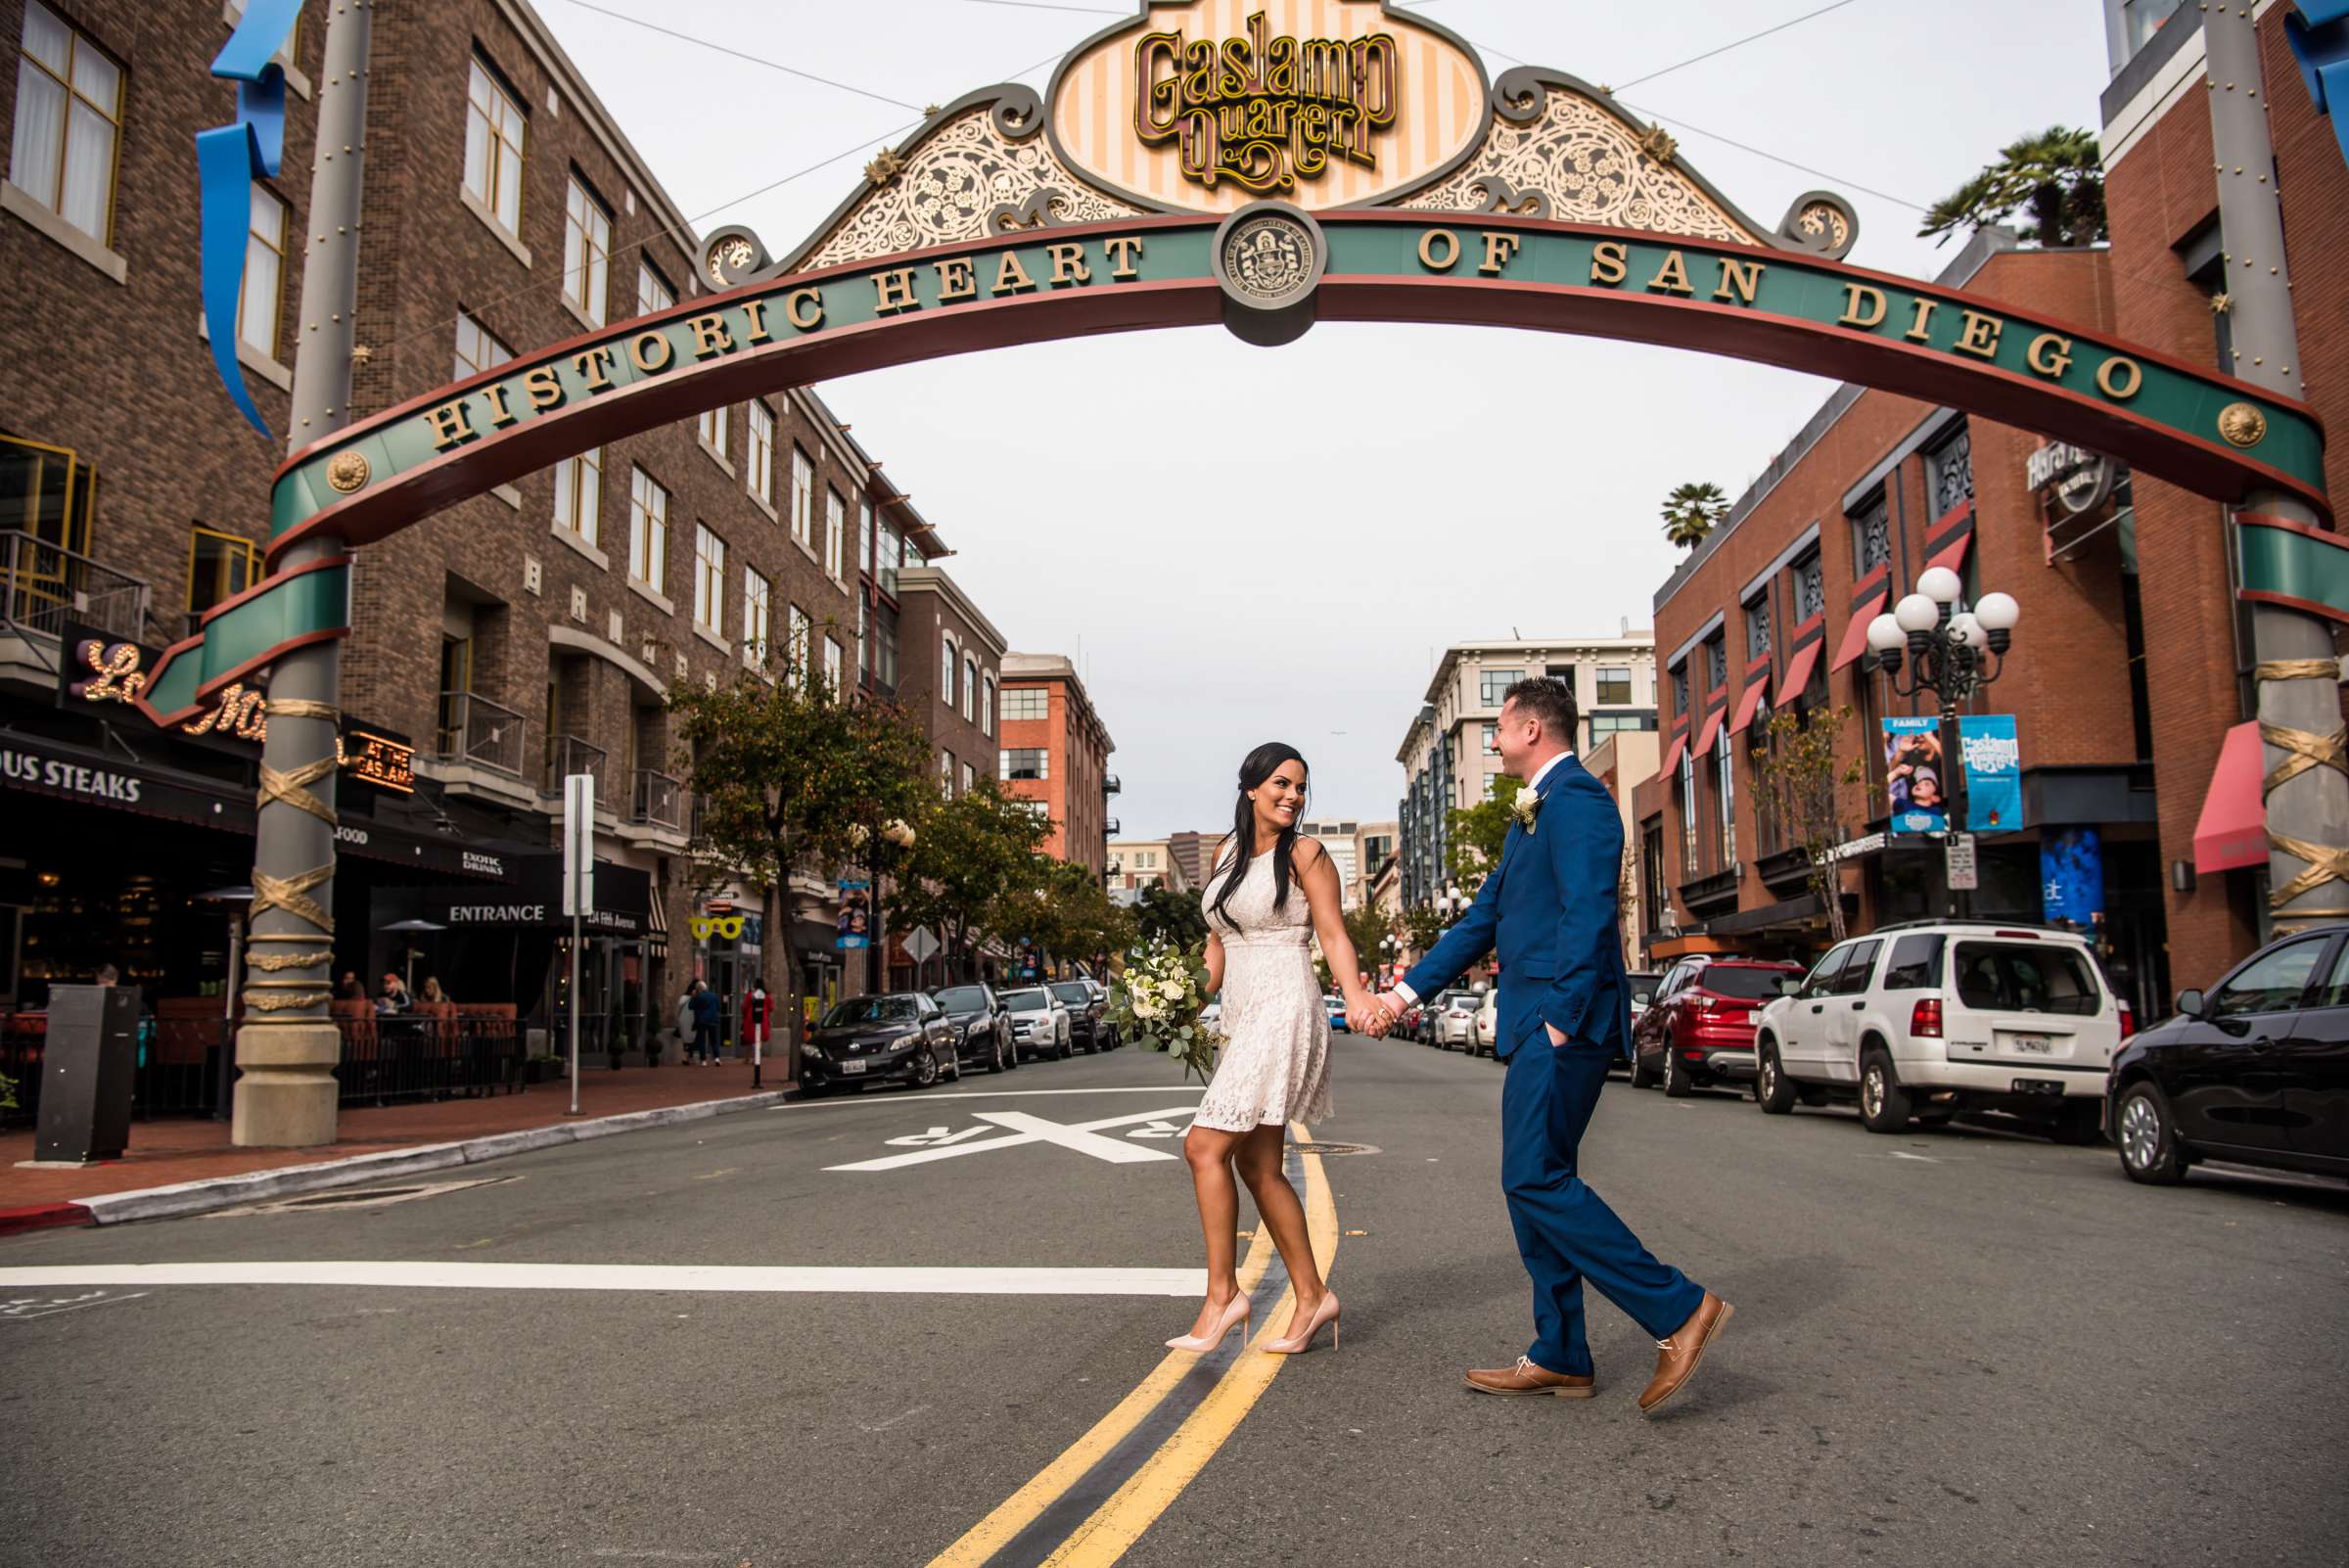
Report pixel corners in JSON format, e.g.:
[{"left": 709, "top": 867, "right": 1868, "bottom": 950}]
[{"left": 1511, "top": 788, "right": 1543, "bottom": 834}]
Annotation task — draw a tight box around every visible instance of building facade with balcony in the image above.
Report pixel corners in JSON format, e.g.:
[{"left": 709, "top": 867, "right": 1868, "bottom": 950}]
[
  {"left": 0, "top": 0, "right": 966, "bottom": 1053},
  {"left": 998, "top": 654, "right": 1116, "bottom": 878}
]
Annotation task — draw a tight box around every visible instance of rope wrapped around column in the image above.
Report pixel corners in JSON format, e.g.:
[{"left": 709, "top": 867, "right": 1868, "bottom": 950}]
[
  {"left": 252, "top": 863, "right": 334, "bottom": 937},
  {"left": 2255, "top": 659, "right": 2349, "bottom": 920}
]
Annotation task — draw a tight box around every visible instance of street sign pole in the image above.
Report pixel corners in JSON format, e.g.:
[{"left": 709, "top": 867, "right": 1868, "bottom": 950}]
[{"left": 563, "top": 774, "right": 596, "bottom": 1116}]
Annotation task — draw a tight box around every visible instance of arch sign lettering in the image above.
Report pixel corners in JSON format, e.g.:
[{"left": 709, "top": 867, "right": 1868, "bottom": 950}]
[{"left": 144, "top": 0, "right": 2330, "bottom": 724}]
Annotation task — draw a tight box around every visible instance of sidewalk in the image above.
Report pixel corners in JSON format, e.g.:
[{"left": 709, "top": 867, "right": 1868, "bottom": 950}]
[{"left": 2, "top": 1061, "right": 792, "bottom": 1213}]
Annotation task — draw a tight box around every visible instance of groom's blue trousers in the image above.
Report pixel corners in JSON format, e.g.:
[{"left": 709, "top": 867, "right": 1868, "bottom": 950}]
[{"left": 1501, "top": 1035, "right": 1705, "bottom": 1376}]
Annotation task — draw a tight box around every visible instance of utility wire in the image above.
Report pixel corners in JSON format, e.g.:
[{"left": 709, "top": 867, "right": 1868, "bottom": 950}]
[
  {"left": 544, "top": 0, "right": 927, "bottom": 111},
  {"left": 962, "top": 0, "right": 1124, "bottom": 14},
  {"left": 1613, "top": 0, "right": 1868, "bottom": 93},
  {"left": 1618, "top": 101, "right": 1928, "bottom": 211}
]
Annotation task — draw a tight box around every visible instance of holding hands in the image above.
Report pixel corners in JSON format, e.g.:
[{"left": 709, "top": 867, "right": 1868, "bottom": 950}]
[{"left": 1346, "top": 995, "right": 1393, "bottom": 1038}]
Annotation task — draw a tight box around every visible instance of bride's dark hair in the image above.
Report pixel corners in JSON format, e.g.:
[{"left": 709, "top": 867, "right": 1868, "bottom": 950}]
[{"left": 1210, "top": 742, "right": 1308, "bottom": 928}]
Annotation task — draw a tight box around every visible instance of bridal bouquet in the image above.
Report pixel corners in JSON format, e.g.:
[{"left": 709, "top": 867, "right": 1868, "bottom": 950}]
[{"left": 1109, "top": 938, "right": 1224, "bottom": 1084}]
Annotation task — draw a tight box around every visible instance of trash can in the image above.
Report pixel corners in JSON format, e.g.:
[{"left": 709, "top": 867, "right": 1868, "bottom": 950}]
[{"left": 34, "top": 984, "right": 138, "bottom": 1164}]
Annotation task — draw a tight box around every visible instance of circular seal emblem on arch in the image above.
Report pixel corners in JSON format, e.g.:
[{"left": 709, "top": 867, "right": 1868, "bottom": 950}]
[{"left": 1214, "top": 201, "right": 1325, "bottom": 346}]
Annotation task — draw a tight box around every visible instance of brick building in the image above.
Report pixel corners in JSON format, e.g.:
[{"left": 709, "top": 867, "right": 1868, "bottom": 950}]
[
  {"left": 0, "top": 0, "right": 998, "bottom": 1051},
  {"left": 998, "top": 653, "right": 1116, "bottom": 878}
]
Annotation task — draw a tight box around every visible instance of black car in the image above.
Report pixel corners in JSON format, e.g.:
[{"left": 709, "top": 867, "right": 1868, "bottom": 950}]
[
  {"left": 1052, "top": 980, "right": 1118, "bottom": 1051},
  {"left": 2108, "top": 924, "right": 2349, "bottom": 1185},
  {"left": 801, "top": 992, "right": 957, "bottom": 1093},
  {"left": 933, "top": 984, "right": 1017, "bottom": 1074}
]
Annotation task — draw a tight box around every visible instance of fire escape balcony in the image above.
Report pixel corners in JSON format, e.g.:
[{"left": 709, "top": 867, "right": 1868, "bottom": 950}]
[{"left": 0, "top": 529, "right": 152, "bottom": 693}]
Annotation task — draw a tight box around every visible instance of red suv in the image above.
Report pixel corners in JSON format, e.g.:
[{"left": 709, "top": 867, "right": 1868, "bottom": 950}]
[{"left": 1632, "top": 956, "right": 1806, "bottom": 1097}]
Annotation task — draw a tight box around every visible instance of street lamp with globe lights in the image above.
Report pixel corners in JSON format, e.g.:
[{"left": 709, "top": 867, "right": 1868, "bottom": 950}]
[{"left": 1865, "top": 573, "right": 2020, "bottom": 912}]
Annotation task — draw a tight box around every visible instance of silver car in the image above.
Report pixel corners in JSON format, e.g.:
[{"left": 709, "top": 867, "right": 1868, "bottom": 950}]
[{"left": 1000, "top": 985, "right": 1074, "bottom": 1061}]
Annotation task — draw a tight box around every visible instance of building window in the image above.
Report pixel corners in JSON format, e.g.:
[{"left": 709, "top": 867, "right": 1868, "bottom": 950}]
[
  {"left": 1002, "top": 687, "right": 1049, "bottom": 721},
  {"left": 824, "top": 487, "right": 846, "bottom": 578},
  {"left": 1705, "top": 636, "right": 1727, "bottom": 692},
  {"left": 790, "top": 446, "right": 813, "bottom": 546},
  {"left": 941, "top": 636, "right": 957, "bottom": 707},
  {"left": 2116, "top": 0, "right": 2187, "bottom": 70},
  {"left": 1589, "top": 713, "right": 1652, "bottom": 737},
  {"left": 554, "top": 446, "right": 601, "bottom": 547},
  {"left": 11, "top": 4, "right": 122, "bottom": 246},
  {"left": 636, "top": 260, "right": 672, "bottom": 316},
  {"left": 1744, "top": 596, "right": 1771, "bottom": 663},
  {"left": 453, "top": 309, "right": 511, "bottom": 382},
  {"left": 823, "top": 635, "right": 843, "bottom": 698},
  {"left": 962, "top": 657, "right": 978, "bottom": 721},
  {"left": 699, "top": 404, "right": 728, "bottom": 461},
  {"left": 982, "top": 675, "right": 994, "bottom": 736},
  {"left": 1671, "top": 666, "right": 1689, "bottom": 722},
  {"left": 1792, "top": 548, "right": 1825, "bottom": 623},
  {"left": 879, "top": 520, "right": 902, "bottom": 593},
  {"left": 787, "top": 603, "right": 811, "bottom": 685},
  {"left": 1927, "top": 422, "right": 1974, "bottom": 520},
  {"left": 873, "top": 599, "right": 898, "bottom": 690},
  {"left": 1002, "top": 748, "right": 1048, "bottom": 781},
  {"left": 1481, "top": 721, "right": 1497, "bottom": 755},
  {"left": 187, "top": 527, "right": 258, "bottom": 618},
  {"left": 1479, "top": 668, "right": 1523, "bottom": 707},
  {"left": 856, "top": 501, "right": 872, "bottom": 579},
  {"left": 1595, "top": 666, "right": 1633, "bottom": 705},
  {"left": 692, "top": 525, "right": 724, "bottom": 634},
  {"left": 941, "top": 750, "right": 955, "bottom": 791},
  {"left": 742, "top": 568, "right": 770, "bottom": 664},
  {"left": 562, "top": 175, "right": 611, "bottom": 325},
  {"left": 746, "top": 402, "right": 774, "bottom": 507},
  {"left": 855, "top": 597, "right": 868, "bottom": 678},
  {"left": 627, "top": 467, "right": 667, "bottom": 592},
  {"left": 1716, "top": 722, "right": 1736, "bottom": 865},
  {"left": 961, "top": 761, "right": 976, "bottom": 796},
  {"left": 239, "top": 184, "right": 287, "bottom": 358},
  {"left": 1852, "top": 491, "right": 1891, "bottom": 576},
  {"left": 462, "top": 56, "right": 525, "bottom": 235},
  {"left": 1679, "top": 744, "right": 1699, "bottom": 877},
  {"left": 0, "top": 435, "right": 94, "bottom": 555}
]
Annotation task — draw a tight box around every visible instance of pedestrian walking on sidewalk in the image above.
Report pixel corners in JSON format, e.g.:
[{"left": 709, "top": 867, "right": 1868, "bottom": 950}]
[{"left": 690, "top": 981, "right": 721, "bottom": 1065}]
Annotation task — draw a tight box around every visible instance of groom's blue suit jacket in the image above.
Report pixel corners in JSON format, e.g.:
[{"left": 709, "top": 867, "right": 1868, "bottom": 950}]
[{"left": 1403, "top": 754, "right": 1631, "bottom": 1060}]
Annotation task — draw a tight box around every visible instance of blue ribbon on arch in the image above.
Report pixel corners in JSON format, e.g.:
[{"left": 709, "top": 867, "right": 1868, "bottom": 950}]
[
  {"left": 2287, "top": 1, "right": 2349, "bottom": 172},
  {"left": 196, "top": 0, "right": 304, "bottom": 438}
]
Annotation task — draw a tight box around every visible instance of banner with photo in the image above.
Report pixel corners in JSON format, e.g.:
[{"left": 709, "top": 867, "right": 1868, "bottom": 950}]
[
  {"left": 1882, "top": 715, "right": 1946, "bottom": 835},
  {"left": 1958, "top": 715, "right": 2022, "bottom": 832},
  {"left": 2041, "top": 828, "right": 2106, "bottom": 927},
  {"left": 835, "top": 878, "right": 871, "bottom": 949}
]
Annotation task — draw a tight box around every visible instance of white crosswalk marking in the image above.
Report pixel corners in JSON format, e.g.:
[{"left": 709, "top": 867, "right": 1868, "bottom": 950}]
[{"left": 825, "top": 1105, "right": 1198, "bottom": 1172}]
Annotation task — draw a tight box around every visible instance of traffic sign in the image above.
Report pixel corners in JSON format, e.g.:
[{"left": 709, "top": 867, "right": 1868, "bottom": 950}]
[
  {"left": 903, "top": 926, "right": 941, "bottom": 963},
  {"left": 1946, "top": 832, "right": 1979, "bottom": 892}
]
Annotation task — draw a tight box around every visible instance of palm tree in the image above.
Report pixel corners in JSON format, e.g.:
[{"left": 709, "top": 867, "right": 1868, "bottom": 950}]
[
  {"left": 1919, "top": 126, "right": 2106, "bottom": 249},
  {"left": 1660, "top": 482, "right": 1728, "bottom": 550}
]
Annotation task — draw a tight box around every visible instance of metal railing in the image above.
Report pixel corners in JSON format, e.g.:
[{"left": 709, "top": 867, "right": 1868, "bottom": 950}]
[
  {"left": 631, "top": 768, "right": 683, "bottom": 829},
  {"left": 0, "top": 529, "right": 150, "bottom": 645},
  {"left": 545, "top": 733, "right": 608, "bottom": 803},
  {"left": 437, "top": 690, "right": 529, "bottom": 777}
]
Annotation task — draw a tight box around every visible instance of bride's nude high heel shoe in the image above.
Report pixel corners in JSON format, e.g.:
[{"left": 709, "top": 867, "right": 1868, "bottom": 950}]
[
  {"left": 1263, "top": 1293, "right": 1340, "bottom": 1355},
  {"left": 1165, "top": 1295, "right": 1250, "bottom": 1353}
]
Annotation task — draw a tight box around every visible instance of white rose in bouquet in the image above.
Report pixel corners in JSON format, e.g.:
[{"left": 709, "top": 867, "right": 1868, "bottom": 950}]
[{"left": 1160, "top": 979, "right": 1185, "bottom": 1000}]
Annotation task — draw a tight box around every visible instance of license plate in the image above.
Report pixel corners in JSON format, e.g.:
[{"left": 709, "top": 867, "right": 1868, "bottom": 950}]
[
  {"left": 839, "top": 1059, "right": 866, "bottom": 1076},
  {"left": 2006, "top": 1035, "right": 2053, "bottom": 1055},
  {"left": 2010, "top": 1077, "right": 2062, "bottom": 1095},
  {"left": 1744, "top": 1010, "right": 1761, "bottom": 1026}
]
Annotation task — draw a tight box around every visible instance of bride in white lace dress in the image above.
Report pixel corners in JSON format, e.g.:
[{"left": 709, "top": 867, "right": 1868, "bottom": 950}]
[{"left": 1169, "top": 743, "right": 1389, "bottom": 1357}]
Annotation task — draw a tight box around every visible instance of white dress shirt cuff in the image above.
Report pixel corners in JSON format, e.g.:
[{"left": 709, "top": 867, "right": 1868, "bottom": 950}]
[{"left": 1391, "top": 982, "right": 1418, "bottom": 1006}]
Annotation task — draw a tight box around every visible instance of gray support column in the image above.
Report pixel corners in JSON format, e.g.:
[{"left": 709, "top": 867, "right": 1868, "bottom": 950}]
[
  {"left": 233, "top": 0, "right": 373, "bottom": 1145},
  {"left": 2203, "top": 5, "right": 2349, "bottom": 937}
]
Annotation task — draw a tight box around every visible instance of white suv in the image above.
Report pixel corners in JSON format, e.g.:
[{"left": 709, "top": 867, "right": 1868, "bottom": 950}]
[{"left": 1752, "top": 921, "right": 2126, "bottom": 1142}]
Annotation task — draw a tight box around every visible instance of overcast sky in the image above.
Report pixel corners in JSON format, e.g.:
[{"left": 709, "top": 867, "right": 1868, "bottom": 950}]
[{"left": 534, "top": 0, "right": 2112, "bottom": 837}]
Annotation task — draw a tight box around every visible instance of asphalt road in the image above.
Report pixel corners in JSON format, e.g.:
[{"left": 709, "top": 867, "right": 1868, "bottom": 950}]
[{"left": 3, "top": 1037, "right": 2344, "bottom": 1568}]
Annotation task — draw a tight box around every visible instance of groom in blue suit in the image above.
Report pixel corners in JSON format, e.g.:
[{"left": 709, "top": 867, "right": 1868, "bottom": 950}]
[{"left": 1376, "top": 675, "right": 1731, "bottom": 1413}]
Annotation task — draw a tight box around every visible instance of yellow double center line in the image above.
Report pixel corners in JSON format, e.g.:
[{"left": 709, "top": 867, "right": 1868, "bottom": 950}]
[{"left": 924, "top": 1128, "right": 1340, "bottom": 1568}]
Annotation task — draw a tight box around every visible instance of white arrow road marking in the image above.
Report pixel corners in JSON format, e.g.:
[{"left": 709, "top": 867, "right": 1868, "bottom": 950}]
[
  {"left": 1, "top": 1289, "right": 151, "bottom": 1319},
  {"left": 0, "top": 1264, "right": 1208, "bottom": 1296},
  {"left": 1890, "top": 1151, "right": 1941, "bottom": 1164},
  {"left": 1124, "top": 1120, "right": 1189, "bottom": 1139},
  {"left": 825, "top": 1105, "right": 1198, "bottom": 1172},
  {"left": 883, "top": 1126, "right": 995, "bottom": 1147}
]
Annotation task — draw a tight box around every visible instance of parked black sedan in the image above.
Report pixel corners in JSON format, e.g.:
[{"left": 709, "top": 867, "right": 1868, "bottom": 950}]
[
  {"left": 801, "top": 992, "right": 958, "bottom": 1093},
  {"left": 1052, "top": 980, "right": 1119, "bottom": 1052},
  {"left": 933, "top": 983, "right": 1018, "bottom": 1074},
  {"left": 2108, "top": 924, "right": 2349, "bottom": 1185}
]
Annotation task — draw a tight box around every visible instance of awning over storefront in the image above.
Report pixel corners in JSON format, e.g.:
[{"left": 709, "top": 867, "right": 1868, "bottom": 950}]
[
  {"left": 417, "top": 853, "right": 653, "bottom": 936},
  {"left": 1692, "top": 703, "right": 1727, "bottom": 758},
  {"left": 1924, "top": 527, "right": 1972, "bottom": 579},
  {"left": 1658, "top": 726, "right": 1690, "bottom": 777},
  {"left": 1830, "top": 587, "right": 1888, "bottom": 672},
  {"left": 1777, "top": 638, "right": 1823, "bottom": 707},
  {"left": 645, "top": 885, "right": 669, "bottom": 951},
  {"left": 2193, "top": 720, "right": 2267, "bottom": 874},
  {"left": 1728, "top": 673, "right": 1770, "bottom": 737}
]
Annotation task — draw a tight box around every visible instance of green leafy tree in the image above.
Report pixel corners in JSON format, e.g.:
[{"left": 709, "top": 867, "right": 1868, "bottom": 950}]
[
  {"left": 1661, "top": 482, "right": 1728, "bottom": 550},
  {"left": 1445, "top": 774, "right": 1525, "bottom": 896},
  {"left": 1751, "top": 705, "right": 1870, "bottom": 943},
  {"left": 888, "top": 779, "right": 1052, "bottom": 984},
  {"left": 1133, "top": 882, "right": 1209, "bottom": 948},
  {"left": 1401, "top": 902, "right": 1447, "bottom": 954},
  {"left": 1341, "top": 899, "right": 1395, "bottom": 987},
  {"left": 1920, "top": 126, "right": 2106, "bottom": 249},
  {"left": 669, "top": 664, "right": 934, "bottom": 1030},
  {"left": 1000, "top": 854, "right": 1132, "bottom": 977}
]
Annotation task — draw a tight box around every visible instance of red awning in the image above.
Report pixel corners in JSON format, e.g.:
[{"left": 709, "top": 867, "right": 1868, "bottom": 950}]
[
  {"left": 1693, "top": 704, "right": 1727, "bottom": 758},
  {"left": 1728, "top": 673, "right": 1771, "bottom": 736},
  {"left": 1777, "top": 639, "right": 1823, "bottom": 706},
  {"left": 1659, "top": 728, "right": 1689, "bottom": 776},
  {"left": 1925, "top": 529, "right": 1973, "bottom": 578},
  {"left": 2194, "top": 721, "right": 2268, "bottom": 874},
  {"left": 1830, "top": 588, "right": 1889, "bottom": 672}
]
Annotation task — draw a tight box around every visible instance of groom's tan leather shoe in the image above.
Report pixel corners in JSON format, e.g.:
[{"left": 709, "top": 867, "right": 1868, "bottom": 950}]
[
  {"left": 1464, "top": 1356, "right": 1595, "bottom": 1398},
  {"left": 1637, "top": 1292, "right": 1734, "bottom": 1415}
]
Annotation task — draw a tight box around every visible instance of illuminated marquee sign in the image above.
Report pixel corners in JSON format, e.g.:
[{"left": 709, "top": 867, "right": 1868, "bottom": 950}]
[{"left": 1133, "top": 11, "right": 1397, "bottom": 194}]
